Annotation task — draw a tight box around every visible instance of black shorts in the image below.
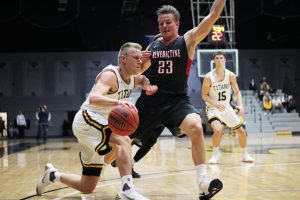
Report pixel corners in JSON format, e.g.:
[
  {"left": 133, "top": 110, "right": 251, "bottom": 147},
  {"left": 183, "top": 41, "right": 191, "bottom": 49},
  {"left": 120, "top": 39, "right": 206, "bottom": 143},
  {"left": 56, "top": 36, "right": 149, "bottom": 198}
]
[{"left": 130, "top": 93, "right": 198, "bottom": 144}]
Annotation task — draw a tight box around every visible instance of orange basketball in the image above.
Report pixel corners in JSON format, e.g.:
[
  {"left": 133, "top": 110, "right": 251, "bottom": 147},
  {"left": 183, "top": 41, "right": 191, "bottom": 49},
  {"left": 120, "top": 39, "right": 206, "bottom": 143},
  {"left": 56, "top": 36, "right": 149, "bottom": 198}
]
[{"left": 108, "top": 105, "right": 139, "bottom": 136}]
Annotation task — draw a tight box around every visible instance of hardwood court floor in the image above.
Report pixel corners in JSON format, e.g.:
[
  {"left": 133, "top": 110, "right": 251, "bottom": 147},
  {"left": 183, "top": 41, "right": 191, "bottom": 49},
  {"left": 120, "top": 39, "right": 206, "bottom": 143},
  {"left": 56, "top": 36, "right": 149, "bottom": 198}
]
[{"left": 1, "top": 133, "right": 300, "bottom": 200}]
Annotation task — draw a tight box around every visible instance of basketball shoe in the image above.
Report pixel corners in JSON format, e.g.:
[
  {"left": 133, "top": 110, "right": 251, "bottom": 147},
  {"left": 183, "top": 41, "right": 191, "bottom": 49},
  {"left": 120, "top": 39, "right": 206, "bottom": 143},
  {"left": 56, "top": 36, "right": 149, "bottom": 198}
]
[
  {"left": 131, "top": 167, "right": 141, "bottom": 178},
  {"left": 208, "top": 150, "right": 221, "bottom": 164},
  {"left": 241, "top": 152, "right": 254, "bottom": 163},
  {"left": 199, "top": 177, "right": 223, "bottom": 200},
  {"left": 36, "top": 163, "right": 58, "bottom": 195},
  {"left": 116, "top": 183, "right": 149, "bottom": 200}
]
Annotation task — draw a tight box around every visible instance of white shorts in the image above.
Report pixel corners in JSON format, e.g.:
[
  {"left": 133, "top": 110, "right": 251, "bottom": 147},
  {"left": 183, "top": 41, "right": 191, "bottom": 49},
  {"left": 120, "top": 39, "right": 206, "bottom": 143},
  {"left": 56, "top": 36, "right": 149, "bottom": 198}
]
[
  {"left": 206, "top": 105, "right": 242, "bottom": 129},
  {"left": 72, "top": 109, "right": 112, "bottom": 176}
]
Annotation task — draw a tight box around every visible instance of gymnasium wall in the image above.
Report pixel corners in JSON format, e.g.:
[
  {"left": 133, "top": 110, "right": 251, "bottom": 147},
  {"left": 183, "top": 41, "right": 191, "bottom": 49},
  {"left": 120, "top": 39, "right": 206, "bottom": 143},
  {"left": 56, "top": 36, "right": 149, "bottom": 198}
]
[{"left": 0, "top": 49, "right": 299, "bottom": 137}]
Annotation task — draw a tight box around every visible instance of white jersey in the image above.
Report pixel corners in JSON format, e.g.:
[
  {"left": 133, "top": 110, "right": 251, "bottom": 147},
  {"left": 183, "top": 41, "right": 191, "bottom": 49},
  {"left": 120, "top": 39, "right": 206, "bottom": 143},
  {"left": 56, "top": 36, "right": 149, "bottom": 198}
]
[
  {"left": 206, "top": 69, "right": 232, "bottom": 107},
  {"left": 80, "top": 64, "right": 135, "bottom": 119}
]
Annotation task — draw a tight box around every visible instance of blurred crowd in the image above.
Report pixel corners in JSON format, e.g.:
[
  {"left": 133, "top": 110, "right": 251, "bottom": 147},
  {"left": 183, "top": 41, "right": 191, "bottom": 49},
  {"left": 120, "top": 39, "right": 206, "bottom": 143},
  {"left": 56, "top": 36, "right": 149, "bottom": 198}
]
[{"left": 249, "top": 76, "right": 297, "bottom": 115}]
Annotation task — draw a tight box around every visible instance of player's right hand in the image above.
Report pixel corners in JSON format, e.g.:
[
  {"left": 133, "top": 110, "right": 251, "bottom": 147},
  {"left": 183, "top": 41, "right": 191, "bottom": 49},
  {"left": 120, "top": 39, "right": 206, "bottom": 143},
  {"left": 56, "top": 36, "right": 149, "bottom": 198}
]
[
  {"left": 215, "top": 103, "right": 225, "bottom": 112},
  {"left": 141, "top": 50, "right": 151, "bottom": 62},
  {"left": 145, "top": 85, "right": 158, "bottom": 96}
]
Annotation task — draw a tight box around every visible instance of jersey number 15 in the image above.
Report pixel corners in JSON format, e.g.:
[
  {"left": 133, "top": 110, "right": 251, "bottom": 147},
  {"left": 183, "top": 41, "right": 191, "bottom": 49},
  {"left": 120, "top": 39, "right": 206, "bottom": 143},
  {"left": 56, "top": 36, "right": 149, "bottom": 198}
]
[{"left": 218, "top": 91, "right": 226, "bottom": 101}]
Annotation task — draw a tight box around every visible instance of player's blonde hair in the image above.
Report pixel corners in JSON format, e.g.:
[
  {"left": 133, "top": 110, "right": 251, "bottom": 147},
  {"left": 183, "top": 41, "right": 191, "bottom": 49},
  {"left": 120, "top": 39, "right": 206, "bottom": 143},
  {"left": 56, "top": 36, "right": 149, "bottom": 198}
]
[{"left": 118, "top": 42, "right": 142, "bottom": 59}]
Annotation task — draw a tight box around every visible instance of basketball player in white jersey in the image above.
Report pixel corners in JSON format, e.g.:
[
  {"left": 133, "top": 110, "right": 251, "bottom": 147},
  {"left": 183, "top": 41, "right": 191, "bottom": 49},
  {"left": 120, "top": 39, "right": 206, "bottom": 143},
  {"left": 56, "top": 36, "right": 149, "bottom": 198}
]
[
  {"left": 36, "top": 42, "right": 157, "bottom": 200},
  {"left": 202, "top": 51, "right": 254, "bottom": 164}
]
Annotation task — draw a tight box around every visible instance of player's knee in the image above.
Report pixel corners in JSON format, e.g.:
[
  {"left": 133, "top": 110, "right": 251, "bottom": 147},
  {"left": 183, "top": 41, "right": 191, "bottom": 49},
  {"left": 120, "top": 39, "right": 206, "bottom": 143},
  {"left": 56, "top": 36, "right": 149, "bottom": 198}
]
[
  {"left": 116, "top": 136, "right": 131, "bottom": 146},
  {"left": 213, "top": 126, "right": 223, "bottom": 135},
  {"left": 187, "top": 122, "right": 203, "bottom": 137},
  {"left": 123, "top": 136, "right": 131, "bottom": 145}
]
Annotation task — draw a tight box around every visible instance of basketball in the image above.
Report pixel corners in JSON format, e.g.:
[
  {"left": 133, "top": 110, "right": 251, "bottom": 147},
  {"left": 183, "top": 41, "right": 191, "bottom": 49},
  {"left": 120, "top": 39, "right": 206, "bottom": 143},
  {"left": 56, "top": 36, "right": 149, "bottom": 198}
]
[{"left": 108, "top": 105, "right": 139, "bottom": 136}]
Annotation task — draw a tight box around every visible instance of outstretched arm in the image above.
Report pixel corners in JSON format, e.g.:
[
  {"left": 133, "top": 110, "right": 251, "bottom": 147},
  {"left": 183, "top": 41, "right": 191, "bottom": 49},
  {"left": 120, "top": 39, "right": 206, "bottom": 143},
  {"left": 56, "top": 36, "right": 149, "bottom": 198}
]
[{"left": 185, "top": 0, "right": 226, "bottom": 51}]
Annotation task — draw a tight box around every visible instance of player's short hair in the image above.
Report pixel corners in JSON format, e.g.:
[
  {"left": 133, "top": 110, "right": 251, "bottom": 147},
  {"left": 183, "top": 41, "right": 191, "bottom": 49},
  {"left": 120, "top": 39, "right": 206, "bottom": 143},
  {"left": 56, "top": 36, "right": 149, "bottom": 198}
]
[
  {"left": 118, "top": 42, "right": 142, "bottom": 58},
  {"left": 156, "top": 5, "right": 180, "bottom": 21},
  {"left": 213, "top": 51, "right": 227, "bottom": 59}
]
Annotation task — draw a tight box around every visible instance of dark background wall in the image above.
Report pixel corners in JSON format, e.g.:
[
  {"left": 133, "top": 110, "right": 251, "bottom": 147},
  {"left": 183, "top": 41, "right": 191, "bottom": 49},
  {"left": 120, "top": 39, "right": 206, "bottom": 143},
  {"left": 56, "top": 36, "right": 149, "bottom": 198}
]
[
  {"left": 0, "top": 0, "right": 300, "bottom": 52},
  {"left": 0, "top": 0, "right": 299, "bottom": 137}
]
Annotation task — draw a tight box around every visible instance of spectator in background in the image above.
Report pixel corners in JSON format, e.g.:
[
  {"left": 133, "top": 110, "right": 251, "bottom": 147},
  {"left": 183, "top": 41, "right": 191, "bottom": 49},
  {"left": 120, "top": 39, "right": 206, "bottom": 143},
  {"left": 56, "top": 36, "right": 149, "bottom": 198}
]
[
  {"left": 7, "top": 120, "right": 16, "bottom": 138},
  {"left": 248, "top": 78, "right": 257, "bottom": 94},
  {"left": 36, "top": 104, "right": 51, "bottom": 141},
  {"left": 0, "top": 117, "right": 5, "bottom": 138},
  {"left": 287, "top": 95, "right": 297, "bottom": 113},
  {"left": 16, "top": 111, "right": 27, "bottom": 138},
  {"left": 272, "top": 95, "right": 283, "bottom": 113},
  {"left": 282, "top": 94, "right": 289, "bottom": 112},
  {"left": 258, "top": 83, "right": 265, "bottom": 101},
  {"left": 263, "top": 91, "right": 272, "bottom": 115},
  {"left": 260, "top": 76, "right": 267, "bottom": 85}
]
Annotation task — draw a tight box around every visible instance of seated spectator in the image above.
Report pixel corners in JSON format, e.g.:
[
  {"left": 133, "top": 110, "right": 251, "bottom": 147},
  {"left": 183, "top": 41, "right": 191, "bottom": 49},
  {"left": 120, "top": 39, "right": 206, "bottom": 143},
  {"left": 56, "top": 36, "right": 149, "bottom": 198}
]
[
  {"left": 258, "top": 83, "right": 265, "bottom": 101},
  {"left": 272, "top": 95, "right": 283, "bottom": 113},
  {"left": 287, "top": 95, "right": 297, "bottom": 113},
  {"left": 281, "top": 94, "right": 289, "bottom": 112},
  {"left": 263, "top": 91, "right": 272, "bottom": 115},
  {"left": 260, "top": 76, "right": 267, "bottom": 85},
  {"left": 249, "top": 78, "right": 257, "bottom": 94}
]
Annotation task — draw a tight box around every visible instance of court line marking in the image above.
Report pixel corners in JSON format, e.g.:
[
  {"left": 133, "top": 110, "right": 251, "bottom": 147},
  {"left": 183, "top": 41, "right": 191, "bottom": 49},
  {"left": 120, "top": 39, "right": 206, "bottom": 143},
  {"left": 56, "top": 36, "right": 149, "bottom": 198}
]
[{"left": 53, "top": 161, "right": 300, "bottom": 199}]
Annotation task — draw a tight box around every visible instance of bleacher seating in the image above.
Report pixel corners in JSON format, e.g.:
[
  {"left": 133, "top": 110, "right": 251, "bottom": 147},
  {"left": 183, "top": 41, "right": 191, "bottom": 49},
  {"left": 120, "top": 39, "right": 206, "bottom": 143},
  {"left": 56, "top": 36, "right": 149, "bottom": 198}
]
[
  {"left": 269, "top": 113, "right": 300, "bottom": 133},
  {"left": 243, "top": 89, "right": 300, "bottom": 134},
  {"left": 242, "top": 90, "right": 275, "bottom": 134}
]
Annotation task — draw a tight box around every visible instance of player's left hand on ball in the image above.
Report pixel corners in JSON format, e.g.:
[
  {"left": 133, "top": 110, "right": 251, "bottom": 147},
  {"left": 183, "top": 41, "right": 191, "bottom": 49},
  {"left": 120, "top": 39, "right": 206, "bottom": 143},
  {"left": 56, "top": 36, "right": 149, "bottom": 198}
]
[{"left": 145, "top": 85, "right": 158, "bottom": 95}]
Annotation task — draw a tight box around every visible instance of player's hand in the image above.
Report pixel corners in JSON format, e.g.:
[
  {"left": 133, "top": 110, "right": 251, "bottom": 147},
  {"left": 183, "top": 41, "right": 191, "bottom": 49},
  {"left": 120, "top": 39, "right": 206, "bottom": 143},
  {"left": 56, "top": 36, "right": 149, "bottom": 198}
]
[
  {"left": 145, "top": 85, "right": 158, "bottom": 96},
  {"left": 236, "top": 105, "right": 244, "bottom": 115},
  {"left": 215, "top": 103, "right": 225, "bottom": 112},
  {"left": 141, "top": 50, "right": 151, "bottom": 63},
  {"left": 117, "top": 101, "right": 138, "bottom": 112}
]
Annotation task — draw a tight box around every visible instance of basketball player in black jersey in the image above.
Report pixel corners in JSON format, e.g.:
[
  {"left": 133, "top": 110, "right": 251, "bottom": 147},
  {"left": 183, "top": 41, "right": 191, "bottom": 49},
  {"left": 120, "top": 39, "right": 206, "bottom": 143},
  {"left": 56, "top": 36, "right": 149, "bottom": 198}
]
[{"left": 130, "top": 1, "right": 226, "bottom": 199}]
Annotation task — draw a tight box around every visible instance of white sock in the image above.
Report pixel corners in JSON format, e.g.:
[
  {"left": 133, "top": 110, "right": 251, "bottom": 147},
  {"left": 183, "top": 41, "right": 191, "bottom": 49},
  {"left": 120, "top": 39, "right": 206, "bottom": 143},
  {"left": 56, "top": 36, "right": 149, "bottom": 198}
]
[
  {"left": 213, "top": 147, "right": 220, "bottom": 153},
  {"left": 241, "top": 148, "right": 247, "bottom": 154},
  {"left": 54, "top": 171, "right": 61, "bottom": 182},
  {"left": 121, "top": 175, "right": 133, "bottom": 188},
  {"left": 196, "top": 164, "right": 207, "bottom": 181}
]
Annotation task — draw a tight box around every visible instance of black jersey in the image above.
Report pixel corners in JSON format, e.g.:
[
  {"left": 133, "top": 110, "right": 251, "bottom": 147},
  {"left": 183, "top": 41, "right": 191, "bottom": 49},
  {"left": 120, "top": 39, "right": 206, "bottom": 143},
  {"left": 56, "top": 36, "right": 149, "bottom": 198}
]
[{"left": 142, "top": 36, "right": 192, "bottom": 96}]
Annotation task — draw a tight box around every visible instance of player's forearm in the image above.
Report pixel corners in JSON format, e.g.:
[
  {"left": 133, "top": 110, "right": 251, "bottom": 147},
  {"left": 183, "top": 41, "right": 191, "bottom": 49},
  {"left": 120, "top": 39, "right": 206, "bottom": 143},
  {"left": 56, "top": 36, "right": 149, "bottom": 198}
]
[
  {"left": 235, "top": 92, "right": 243, "bottom": 107},
  {"left": 202, "top": 94, "right": 217, "bottom": 107},
  {"left": 209, "top": 0, "right": 226, "bottom": 19},
  {"left": 89, "top": 95, "right": 120, "bottom": 108}
]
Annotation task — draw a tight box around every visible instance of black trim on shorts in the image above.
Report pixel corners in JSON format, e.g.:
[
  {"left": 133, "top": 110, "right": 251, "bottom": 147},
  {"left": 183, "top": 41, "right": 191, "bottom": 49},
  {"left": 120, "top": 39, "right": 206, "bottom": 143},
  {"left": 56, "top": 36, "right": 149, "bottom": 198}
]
[
  {"left": 208, "top": 117, "right": 222, "bottom": 124},
  {"left": 231, "top": 122, "right": 243, "bottom": 130},
  {"left": 82, "top": 110, "right": 112, "bottom": 155},
  {"left": 79, "top": 152, "right": 103, "bottom": 176}
]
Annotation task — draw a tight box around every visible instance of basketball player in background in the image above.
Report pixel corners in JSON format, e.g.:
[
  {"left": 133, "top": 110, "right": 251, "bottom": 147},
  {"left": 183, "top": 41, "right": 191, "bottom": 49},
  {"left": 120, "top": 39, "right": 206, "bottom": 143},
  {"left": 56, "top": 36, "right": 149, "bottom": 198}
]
[
  {"left": 36, "top": 42, "right": 157, "bottom": 200},
  {"left": 202, "top": 51, "right": 254, "bottom": 164},
  {"left": 130, "top": 1, "right": 226, "bottom": 199}
]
